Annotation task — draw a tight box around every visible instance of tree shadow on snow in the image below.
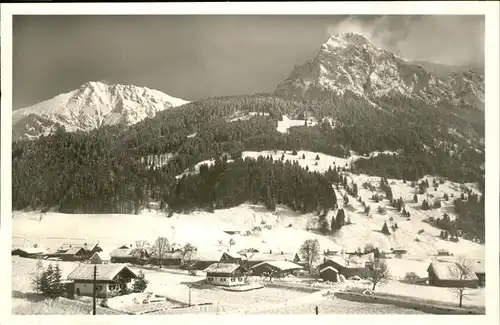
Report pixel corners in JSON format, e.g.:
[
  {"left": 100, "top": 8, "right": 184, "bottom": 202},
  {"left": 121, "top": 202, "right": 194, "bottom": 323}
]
[{"left": 12, "top": 290, "right": 46, "bottom": 303}]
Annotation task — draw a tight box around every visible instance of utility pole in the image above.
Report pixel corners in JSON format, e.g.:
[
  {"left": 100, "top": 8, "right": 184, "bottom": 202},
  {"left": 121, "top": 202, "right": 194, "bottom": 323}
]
[
  {"left": 188, "top": 285, "right": 192, "bottom": 307},
  {"left": 92, "top": 265, "right": 97, "bottom": 315}
]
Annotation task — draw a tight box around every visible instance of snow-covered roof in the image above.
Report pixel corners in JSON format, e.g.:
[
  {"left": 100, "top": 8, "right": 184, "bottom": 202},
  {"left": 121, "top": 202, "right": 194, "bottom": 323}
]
[
  {"left": 319, "top": 266, "right": 339, "bottom": 274},
  {"left": 471, "top": 260, "right": 485, "bottom": 274},
  {"left": 91, "top": 250, "right": 111, "bottom": 261},
  {"left": 59, "top": 246, "right": 85, "bottom": 255},
  {"left": 11, "top": 247, "right": 44, "bottom": 255},
  {"left": 428, "top": 262, "right": 479, "bottom": 281},
  {"left": 60, "top": 240, "right": 99, "bottom": 251},
  {"left": 204, "top": 263, "right": 241, "bottom": 274},
  {"left": 246, "top": 252, "right": 295, "bottom": 262},
  {"left": 67, "top": 264, "right": 137, "bottom": 281},
  {"left": 193, "top": 250, "right": 224, "bottom": 262},
  {"left": 151, "top": 250, "right": 183, "bottom": 259},
  {"left": 223, "top": 251, "right": 247, "bottom": 260},
  {"left": 250, "top": 260, "right": 303, "bottom": 271},
  {"left": 110, "top": 248, "right": 133, "bottom": 258}
]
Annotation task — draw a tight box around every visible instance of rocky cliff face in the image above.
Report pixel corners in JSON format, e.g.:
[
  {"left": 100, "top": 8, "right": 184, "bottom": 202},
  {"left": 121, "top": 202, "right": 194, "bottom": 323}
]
[{"left": 275, "top": 32, "right": 484, "bottom": 111}]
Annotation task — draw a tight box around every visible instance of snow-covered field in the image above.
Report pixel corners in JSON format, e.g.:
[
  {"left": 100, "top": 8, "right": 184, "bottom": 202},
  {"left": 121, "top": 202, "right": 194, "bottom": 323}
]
[{"left": 277, "top": 115, "right": 317, "bottom": 133}]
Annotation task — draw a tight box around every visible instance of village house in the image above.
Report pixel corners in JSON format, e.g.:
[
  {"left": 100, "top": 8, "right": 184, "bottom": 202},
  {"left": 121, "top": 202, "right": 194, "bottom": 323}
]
[
  {"left": 250, "top": 261, "right": 303, "bottom": 278},
  {"left": 319, "top": 266, "right": 340, "bottom": 283},
  {"left": 220, "top": 251, "right": 247, "bottom": 264},
  {"left": 45, "top": 241, "right": 103, "bottom": 261},
  {"left": 427, "top": 261, "right": 479, "bottom": 288},
  {"left": 437, "top": 249, "right": 453, "bottom": 257},
  {"left": 57, "top": 246, "right": 88, "bottom": 261},
  {"left": 110, "top": 246, "right": 150, "bottom": 264},
  {"left": 204, "top": 263, "right": 247, "bottom": 286},
  {"left": 67, "top": 264, "right": 138, "bottom": 298},
  {"left": 190, "top": 250, "right": 225, "bottom": 270},
  {"left": 243, "top": 250, "right": 296, "bottom": 267},
  {"left": 390, "top": 247, "right": 408, "bottom": 258},
  {"left": 60, "top": 241, "right": 102, "bottom": 256},
  {"left": 89, "top": 250, "right": 111, "bottom": 264},
  {"left": 11, "top": 247, "right": 44, "bottom": 259},
  {"left": 149, "top": 249, "right": 184, "bottom": 267},
  {"left": 318, "top": 255, "right": 371, "bottom": 279},
  {"left": 471, "top": 260, "right": 485, "bottom": 287}
]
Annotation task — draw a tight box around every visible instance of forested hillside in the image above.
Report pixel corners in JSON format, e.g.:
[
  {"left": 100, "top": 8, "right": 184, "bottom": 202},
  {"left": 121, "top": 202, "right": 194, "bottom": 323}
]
[{"left": 12, "top": 93, "right": 484, "bottom": 216}]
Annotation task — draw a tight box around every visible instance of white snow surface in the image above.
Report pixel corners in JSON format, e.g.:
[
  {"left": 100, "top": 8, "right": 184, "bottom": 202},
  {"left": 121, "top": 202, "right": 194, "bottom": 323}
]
[{"left": 277, "top": 115, "right": 318, "bottom": 133}]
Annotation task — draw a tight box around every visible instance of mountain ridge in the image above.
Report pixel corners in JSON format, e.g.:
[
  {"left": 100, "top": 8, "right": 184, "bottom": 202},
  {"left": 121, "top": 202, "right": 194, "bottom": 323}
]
[
  {"left": 274, "top": 32, "right": 484, "bottom": 112},
  {"left": 12, "top": 81, "right": 189, "bottom": 140}
]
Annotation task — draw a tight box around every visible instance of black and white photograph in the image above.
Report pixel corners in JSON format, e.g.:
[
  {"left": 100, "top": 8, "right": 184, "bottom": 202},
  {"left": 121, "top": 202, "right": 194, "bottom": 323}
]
[{"left": 1, "top": 1, "right": 499, "bottom": 322}]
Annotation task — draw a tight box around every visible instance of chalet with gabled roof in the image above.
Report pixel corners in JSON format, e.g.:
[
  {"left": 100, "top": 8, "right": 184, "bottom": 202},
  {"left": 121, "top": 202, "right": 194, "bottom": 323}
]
[{"left": 67, "top": 264, "right": 137, "bottom": 298}]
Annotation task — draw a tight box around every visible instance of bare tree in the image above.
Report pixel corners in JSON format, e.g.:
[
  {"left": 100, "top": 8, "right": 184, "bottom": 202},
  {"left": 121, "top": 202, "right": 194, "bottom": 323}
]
[
  {"left": 299, "top": 239, "right": 321, "bottom": 273},
  {"left": 448, "top": 259, "right": 476, "bottom": 308},
  {"left": 135, "top": 240, "right": 148, "bottom": 249},
  {"left": 152, "top": 237, "right": 170, "bottom": 269},
  {"left": 367, "top": 258, "right": 390, "bottom": 291},
  {"left": 229, "top": 238, "right": 236, "bottom": 247},
  {"left": 31, "top": 260, "right": 44, "bottom": 294},
  {"left": 182, "top": 243, "right": 197, "bottom": 266}
]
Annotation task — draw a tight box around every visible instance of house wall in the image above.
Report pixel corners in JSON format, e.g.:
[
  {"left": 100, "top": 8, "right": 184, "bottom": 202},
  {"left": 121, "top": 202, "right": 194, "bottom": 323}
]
[
  {"left": 111, "top": 257, "right": 141, "bottom": 264},
  {"left": 320, "top": 270, "right": 339, "bottom": 282},
  {"left": 74, "top": 282, "right": 126, "bottom": 298},
  {"left": 150, "top": 258, "right": 182, "bottom": 266},
  {"left": 206, "top": 275, "right": 244, "bottom": 287}
]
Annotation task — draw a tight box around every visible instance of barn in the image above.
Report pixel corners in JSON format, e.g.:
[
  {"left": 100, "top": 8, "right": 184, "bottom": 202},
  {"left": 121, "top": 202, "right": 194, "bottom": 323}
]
[
  {"left": 318, "top": 256, "right": 369, "bottom": 279},
  {"left": 67, "top": 264, "right": 137, "bottom": 298},
  {"left": 427, "top": 261, "right": 479, "bottom": 288},
  {"left": 250, "top": 260, "right": 303, "bottom": 278}
]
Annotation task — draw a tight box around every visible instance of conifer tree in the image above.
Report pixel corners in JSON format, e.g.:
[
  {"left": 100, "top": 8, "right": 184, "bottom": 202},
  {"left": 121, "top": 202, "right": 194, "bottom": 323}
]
[
  {"left": 133, "top": 271, "right": 149, "bottom": 293},
  {"left": 331, "top": 214, "right": 338, "bottom": 232},
  {"left": 422, "top": 199, "right": 430, "bottom": 210},
  {"left": 381, "top": 222, "right": 391, "bottom": 235}
]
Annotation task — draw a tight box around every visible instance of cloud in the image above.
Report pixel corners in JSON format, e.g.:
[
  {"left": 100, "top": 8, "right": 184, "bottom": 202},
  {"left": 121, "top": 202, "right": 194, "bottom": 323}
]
[{"left": 327, "top": 15, "right": 484, "bottom": 67}]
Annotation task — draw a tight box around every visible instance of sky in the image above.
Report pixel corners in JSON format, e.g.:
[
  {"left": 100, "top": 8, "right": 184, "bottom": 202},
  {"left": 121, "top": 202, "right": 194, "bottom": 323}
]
[{"left": 12, "top": 15, "right": 485, "bottom": 109}]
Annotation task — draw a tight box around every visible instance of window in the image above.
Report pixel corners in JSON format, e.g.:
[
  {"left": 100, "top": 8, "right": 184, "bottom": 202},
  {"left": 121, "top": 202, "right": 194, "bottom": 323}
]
[
  {"left": 221, "top": 278, "right": 226, "bottom": 282},
  {"left": 208, "top": 277, "right": 213, "bottom": 282},
  {"left": 231, "top": 278, "right": 235, "bottom": 282},
  {"left": 238, "top": 277, "right": 243, "bottom": 282}
]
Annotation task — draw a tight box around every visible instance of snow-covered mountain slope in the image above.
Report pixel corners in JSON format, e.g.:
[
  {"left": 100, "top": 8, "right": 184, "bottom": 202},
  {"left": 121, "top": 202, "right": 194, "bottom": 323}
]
[
  {"left": 12, "top": 81, "right": 189, "bottom": 141},
  {"left": 275, "top": 32, "right": 484, "bottom": 111}
]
